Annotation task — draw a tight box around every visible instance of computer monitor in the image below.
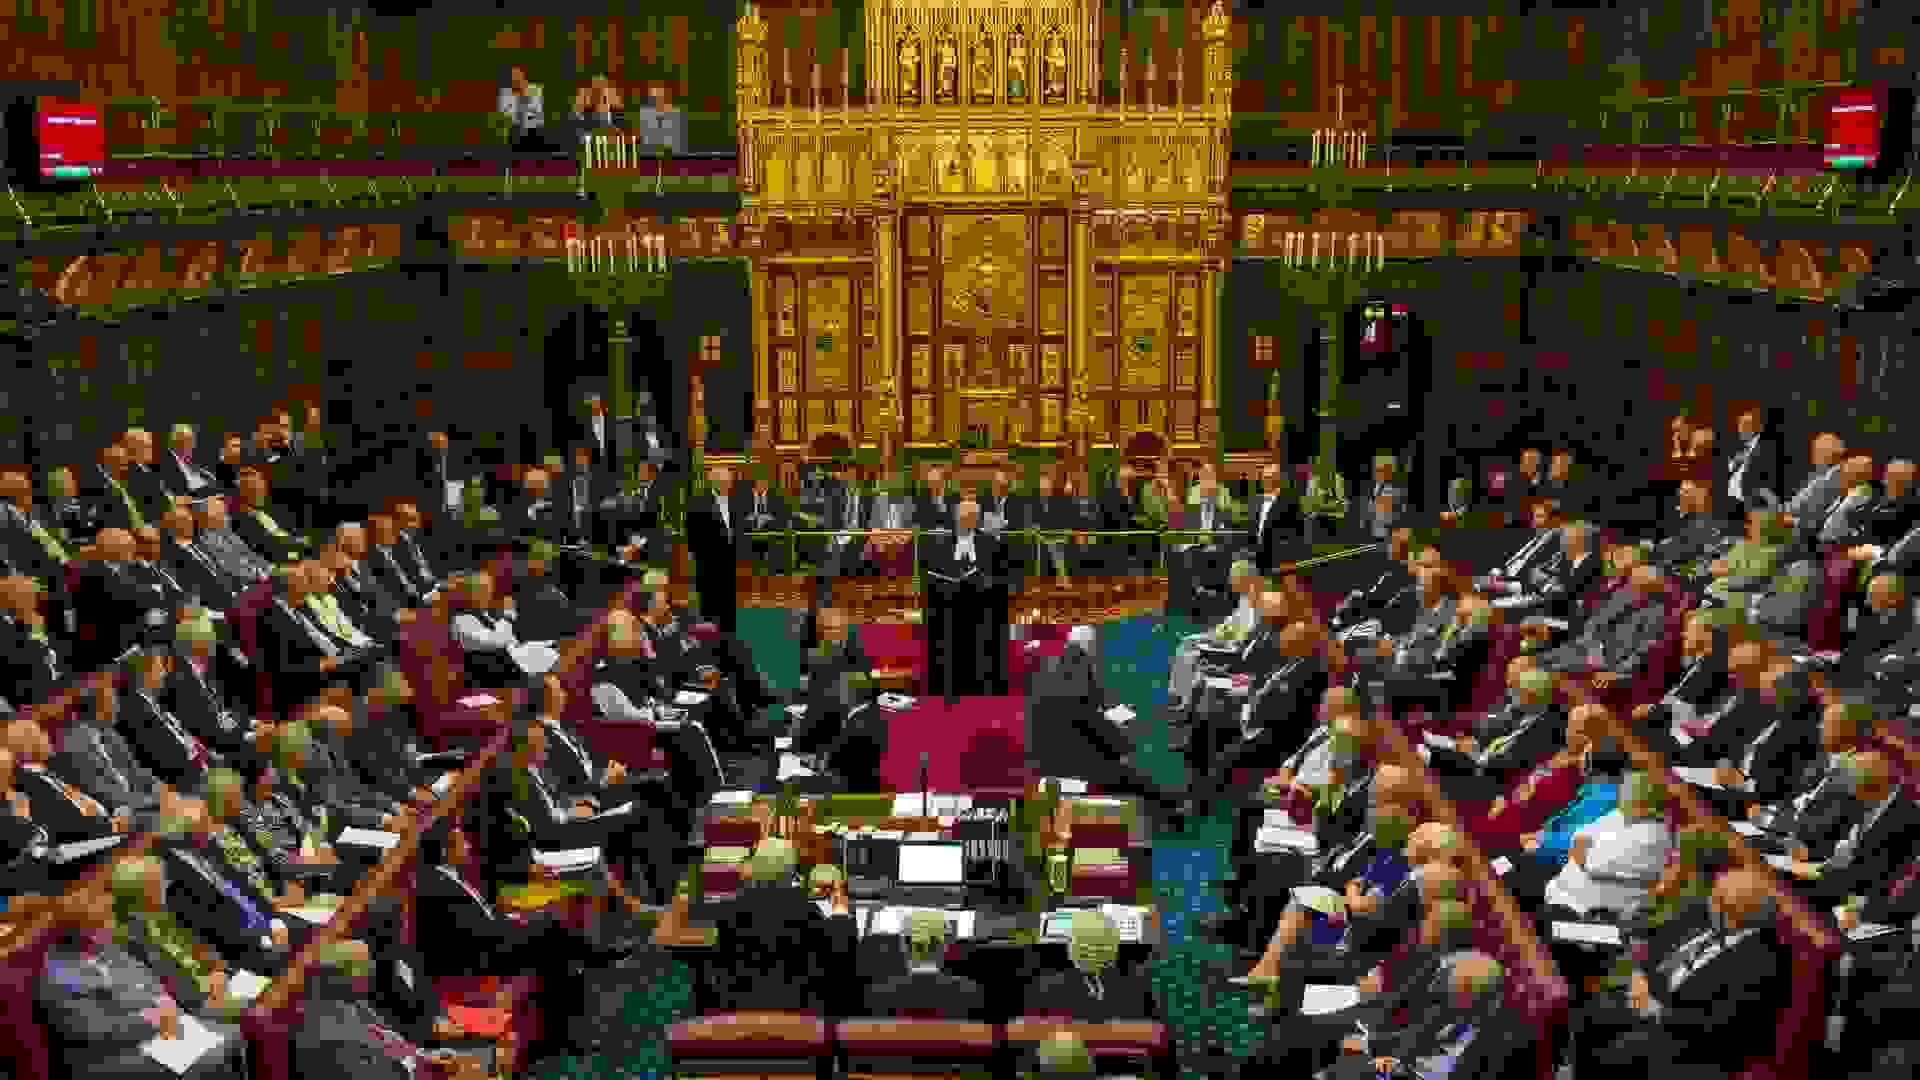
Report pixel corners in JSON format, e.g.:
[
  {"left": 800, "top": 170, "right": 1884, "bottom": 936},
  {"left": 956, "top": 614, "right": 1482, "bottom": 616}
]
[{"left": 896, "top": 841, "right": 965, "bottom": 886}]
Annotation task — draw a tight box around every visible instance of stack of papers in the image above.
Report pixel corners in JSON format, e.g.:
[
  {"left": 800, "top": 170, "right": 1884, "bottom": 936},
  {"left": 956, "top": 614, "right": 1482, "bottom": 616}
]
[
  {"left": 777, "top": 754, "right": 817, "bottom": 781},
  {"left": 864, "top": 906, "right": 979, "bottom": 941},
  {"left": 1101, "top": 904, "right": 1150, "bottom": 943},
  {"left": 336, "top": 828, "right": 401, "bottom": 850},
  {"left": 141, "top": 1013, "right": 224, "bottom": 1075},
  {"left": 510, "top": 642, "right": 560, "bottom": 675},
  {"left": 49, "top": 834, "right": 127, "bottom": 864},
  {"left": 226, "top": 970, "right": 271, "bottom": 1002},
  {"left": 1422, "top": 733, "right": 1459, "bottom": 752},
  {"left": 1256, "top": 826, "right": 1319, "bottom": 854},
  {"left": 674, "top": 689, "right": 710, "bottom": 706},
  {"left": 709, "top": 790, "right": 756, "bottom": 807},
  {"left": 456, "top": 694, "right": 500, "bottom": 708},
  {"left": 1105, "top": 705, "right": 1137, "bottom": 728},
  {"left": 1550, "top": 922, "right": 1624, "bottom": 947},
  {"left": 277, "top": 906, "right": 336, "bottom": 926},
  {"left": 534, "top": 847, "right": 603, "bottom": 873},
  {"left": 1848, "top": 923, "right": 1902, "bottom": 942},
  {"left": 1290, "top": 885, "right": 1346, "bottom": 916},
  {"left": 1301, "top": 984, "right": 1362, "bottom": 1016}
]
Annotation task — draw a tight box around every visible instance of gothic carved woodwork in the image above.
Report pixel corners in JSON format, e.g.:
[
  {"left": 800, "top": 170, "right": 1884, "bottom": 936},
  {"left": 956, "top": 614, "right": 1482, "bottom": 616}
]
[
  {"left": 777, "top": 347, "right": 800, "bottom": 394},
  {"left": 1041, "top": 397, "right": 1063, "bottom": 438},
  {"left": 971, "top": 24, "right": 997, "bottom": 105},
  {"left": 779, "top": 398, "right": 799, "bottom": 442},
  {"left": 1176, "top": 277, "right": 1199, "bottom": 337},
  {"left": 1120, "top": 274, "right": 1169, "bottom": 387},
  {"left": 775, "top": 277, "right": 797, "bottom": 337},
  {"left": 1040, "top": 277, "right": 1067, "bottom": 334},
  {"left": 1007, "top": 24, "right": 1030, "bottom": 103},
  {"left": 1175, "top": 345, "right": 1197, "bottom": 389},
  {"left": 911, "top": 395, "right": 935, "bottom": 440},
  {"left": 1040, "top": 344, "right": 1065, "bottom": 388},
  {"left": 941, "top": 215, "right": 1028, "bottom": 334},
  {"left": 899, "top": 31, "right": 924, "bottom": 104},
  {"left": 1091, "top": 275, "right": 1113, "bottom": 336},
  {"left": 1042, "top": 29, "right": 1068, "bottom": 103},
  {"left": 1008, "top": 344, "right": 1030, "bottom": 386},
  {"left": 908, "top": 278, "right": 933, "bottom": 334},
  {"left": 807, "top": 276, "right": 853, "bottom": 390},
  {"left": 934, "top": 31, "right": 959, "bottom": 104},
  {"left": 911, "top": 344, "right": 933, "bottom": 388},
  {"left": 908, "top": 216, "right": 933, "bottom": 259}
]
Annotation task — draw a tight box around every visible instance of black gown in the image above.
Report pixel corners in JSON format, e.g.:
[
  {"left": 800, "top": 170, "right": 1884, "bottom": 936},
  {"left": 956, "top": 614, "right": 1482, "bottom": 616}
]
[{"left": 923, "top": 530, "right": 1010, "bottom": 699}]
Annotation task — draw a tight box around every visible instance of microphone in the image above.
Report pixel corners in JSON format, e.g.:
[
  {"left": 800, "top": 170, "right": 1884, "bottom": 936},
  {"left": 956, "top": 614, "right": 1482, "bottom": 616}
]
[{"left": 920, "top": 751, "right": 930, "bottom": 818}]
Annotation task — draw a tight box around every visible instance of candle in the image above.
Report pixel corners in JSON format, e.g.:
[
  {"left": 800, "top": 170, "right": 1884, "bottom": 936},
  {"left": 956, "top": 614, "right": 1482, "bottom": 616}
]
[{"left": 1312, "top": 129, "right": 1320, "bottom": 168}]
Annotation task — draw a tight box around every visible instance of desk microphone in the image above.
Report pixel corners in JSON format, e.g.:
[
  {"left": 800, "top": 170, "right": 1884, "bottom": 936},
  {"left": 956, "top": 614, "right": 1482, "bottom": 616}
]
[{"left": 919, "top": 751, "right": 930, "bottom": 818}]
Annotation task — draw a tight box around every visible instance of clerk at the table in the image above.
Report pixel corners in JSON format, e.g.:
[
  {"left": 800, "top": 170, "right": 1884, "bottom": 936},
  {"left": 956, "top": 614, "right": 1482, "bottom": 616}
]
[
  {"left": 710, "top": 837, "right": 857, "bottom": 1013},
  {"left": 924, "top": 498, "right": 1011, "bottom": 699},
  {"left": 1023, "top": 910, "right": 1157, "bottom": 1023},
  {"left": 865, "top": 909, "right": 989, "bottom": 1020}
]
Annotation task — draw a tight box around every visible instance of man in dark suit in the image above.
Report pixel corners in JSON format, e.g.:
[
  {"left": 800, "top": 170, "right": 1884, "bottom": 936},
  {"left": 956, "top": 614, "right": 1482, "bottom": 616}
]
[
  {"left": 292, "top": 939, "right": 479, "bottom": 1080},
  {"left": 0, "top": 573, "right": 71, "bottom": 708},
  {"left": 1353, "top": 455, "right": 1409, "bottom": 542},
  {"left": 168, "top": 611, "right": 258, "bottom": 768},
  {"left": 1501, "top": 447, "right": 1550, "bottom": 527},
  {"left": 810, "top": 460, "right": 871, "bottom": 581},
  {"left": 1476, "top": 500, "right": 1564, "bottom": 598},
  {"left": 159, "top": 507, "right": 242, "bottom": 612},
  {"left": 1025, "top": 626, "right": 1187, "bottom": 819},
  {"left": 1535, "top": 565, "right": 1671, "bottom": 687},
  {"left": 0, "top": 468, "right": 77, "bottom": 595},
  {"left": 1425, "top": 666, "right": 1566, "bottom": 802},
  {"left": 737, "top": 467, "right": 790, "bottom": 577},
  {"left": 924, "top": 498, "right": 1010, "bottom": 698},
  {"left": 1570, "top": 865, "right": 1791, "bottom": 1077},
  {"left": 191, "top": 498, "right": 273, "bottom": 587},
  {"left": 36, "top": 883, "right": 250, "bottom": 1080},
  {"left": 365, "top": 513, "right": 431, "bottom": 608},
  {"left": 1248, "top": 461, "right": 1301, "bottom": 576},
  {"left": 1193, "top": 622, "right": 1331, "bottom": 803},
  {"left": 161, "top": 425, "right": 221, "bottom": 504},
  {"left": 119, "top": 428, "right": 177, "bottom": 527},
  {"left": 256, "top": 566, "right": 368, "bottom": 710},
  {"left": 8, "top": 706, "right": 130, "bottom": 843},
  {"left": 133, "top": 525, "right": 193, "bottom": 611},
  {"left": 1317, "top": 951, "right": 1508, "bottom": 1080},
  {"left": 710, "top": 837, "right": 858, "bottom": 1013},
  {"left": 685, "top": 464, "right": 740, "bottom": 634},
  {"left": 1497, "top": 518, "right": 1603, "bottom": 623},
  {"left": 413, "top": 818, "right": 623, "bottom": 976},
  {"left": 1860, "top": 459, "right": 1920, "bottom": 548},
  {"left": 1790, "top": 749, "right": 1920, "bottom": 906},
  {"left": 228, "top": 467, "right": 308, "bottom": 566},
  {"left": 71, "top": 527, "right": 169, "bottom": 671},
  {"left": 87, "top": 442, "right": 150, "bottom": 536},
  {"left": 1783, "top": 431, "right": 1851, "bottom": 548},
  {"left": 786, "top": 606, "right": 885, "bottom": 791},
  {"left": 1654, "top": 480, "right": 1731, "bottom": 586},
  {"left": 1725, "top": 406, "right": 1788, "bottom": 521},
  {"left": 867, "top": 910, "right": 988, "bottom": 1019},
  {"left": 120, "top": 646, "right": 217, "bottom": 794},
  {"left": 1630, "top": 611, "right": 1734, "bottom": 755},
  {"left": 1023, "top": 910, "right": 1157, "bottom": 1022}
]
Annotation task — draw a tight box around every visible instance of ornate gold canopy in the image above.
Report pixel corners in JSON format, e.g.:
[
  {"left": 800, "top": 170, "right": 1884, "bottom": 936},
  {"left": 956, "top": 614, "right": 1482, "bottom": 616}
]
[{"left": 731, "top": 0, "right": 1234, "bottom": 467}]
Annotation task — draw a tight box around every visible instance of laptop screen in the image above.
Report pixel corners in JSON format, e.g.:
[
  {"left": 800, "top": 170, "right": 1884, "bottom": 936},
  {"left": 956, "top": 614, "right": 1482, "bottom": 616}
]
[{"left": 896, "top": 842, "right": 964, "bottom": 886}]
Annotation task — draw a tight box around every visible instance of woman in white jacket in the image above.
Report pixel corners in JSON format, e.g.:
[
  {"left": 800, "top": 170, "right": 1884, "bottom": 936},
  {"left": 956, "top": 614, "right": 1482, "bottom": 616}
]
[{"left": 1168, "top": 559, "right": 1263, "bottom": 711}]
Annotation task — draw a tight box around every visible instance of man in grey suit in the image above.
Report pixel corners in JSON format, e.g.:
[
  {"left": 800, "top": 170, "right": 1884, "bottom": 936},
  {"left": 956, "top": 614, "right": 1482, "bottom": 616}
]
[
  {"left": 1317, "top": 951, "right": 1507, "bottom": 1080},
  {"left": 1783, "top": 432, "right": 1851, "bottom": 547},
  {"left": 635, "top": 82, "right": 688, "bottom": 156},
  {"left": 36, "top": 884, "right": 249, "bottom": 1079},
  {"left": 293, "top": 939, "right": 485, "bottom": 1080}
]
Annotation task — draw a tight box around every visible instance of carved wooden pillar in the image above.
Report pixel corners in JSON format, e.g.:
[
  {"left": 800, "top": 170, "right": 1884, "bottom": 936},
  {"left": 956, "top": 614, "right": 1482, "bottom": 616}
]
[{"left": 1069, "top": 162, "right": 1095, "bottom": 441}]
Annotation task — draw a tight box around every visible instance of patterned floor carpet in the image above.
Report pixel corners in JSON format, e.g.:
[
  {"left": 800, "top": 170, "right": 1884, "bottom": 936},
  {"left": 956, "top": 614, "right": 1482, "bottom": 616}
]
[{"left": 526, "top": 608, "right": 1262, "bottom": 1080}]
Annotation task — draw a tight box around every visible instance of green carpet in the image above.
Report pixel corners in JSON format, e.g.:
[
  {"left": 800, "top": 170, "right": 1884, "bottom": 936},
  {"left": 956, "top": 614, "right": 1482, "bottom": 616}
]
[{"left": 526, "top": 610, "right": 1261, "bottom": 1080}]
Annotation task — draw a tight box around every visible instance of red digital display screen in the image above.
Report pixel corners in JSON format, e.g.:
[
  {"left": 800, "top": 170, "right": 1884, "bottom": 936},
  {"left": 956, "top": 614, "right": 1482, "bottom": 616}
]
[
  {"left": 1825, "top": 88, "right": 1882, "bottom": 170},
  {"left": 36, "top": 97, "right": 105, "bottom": 180}
]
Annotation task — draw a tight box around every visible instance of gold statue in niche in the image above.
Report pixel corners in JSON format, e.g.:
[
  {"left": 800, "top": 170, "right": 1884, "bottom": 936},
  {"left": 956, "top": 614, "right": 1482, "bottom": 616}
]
[
  {"left": 898, "top": 33, "right": 923, "bottom": 103},
  {"left": 970, "top": 25, "right": 995, "bottom": 104},
  {"left": 935, "top": 32, "right": 959, "bottom": 103},
  {"left": 775, "top": 277, "right": 796, "bottom": 337},
  {"left": 1007, "top": 25, "right": 1029, "bottom": 102},
  {"left": 1043, "top": 30, "right": 1068, "bottom": 103}
]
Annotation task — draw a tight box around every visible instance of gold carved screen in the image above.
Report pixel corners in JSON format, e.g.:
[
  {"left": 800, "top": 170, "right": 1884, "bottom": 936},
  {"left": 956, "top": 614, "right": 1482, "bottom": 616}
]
[
  {"left": 1084, "top": 263, "right": 1207, "bottom": 446},
  {"left": 765, "top": 269, "right": 882, "bottom": 446},
  {"left": 900, "top": 210, "right": 1070, "bottom": 446}
]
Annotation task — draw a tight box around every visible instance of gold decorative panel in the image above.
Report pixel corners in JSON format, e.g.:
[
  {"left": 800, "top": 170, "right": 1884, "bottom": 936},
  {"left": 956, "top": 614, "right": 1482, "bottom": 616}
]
[
  {"left": 942, "top": 215, "right": 1029, "bottom": 333},
  {"left": 1040, "top": 344, "right": 1064, "bottom": 388},
  {"left": 908, "top": 216, "right": 932, "bottom": 260},
  {"left": 1175, "top": 346, "right": 1196, "bottom": 389},
  {"left": 911, "top": 395, "right": 935, "bottom": 440},
  {"left": 774, "top": 277, "right": 797, "bottom": 337},
  {"left": 776, "top": 347, "right": 800, "bottom": 393},
  {"left": 911, "top": 344, "right": 933, "bottom": 388},
  {"left": 863, "top": 340, "right": 886, "bottom": 385},
  {"left": 861, "top": 277, "right": 877, "bottom": 339},
  {"left": 1007, "top": 23, "right": 1031, "bottom": 103},
  {"left": 806, "top": 276, "right": 853, "bottom": 390},
  {"left": 1040, "top": 396, "right": 1062, "bottom": 438},
  {"left": 1040, "top": 217, "right": 1066, "bottom": 261},
  {"left": 943, "top": 343, "right": 966, "bottom": 383},
  {"left": 806, "top": 400, "right": 830, "bottom": 433},
  {"left": 969, "top": 24, "right": 997, "bottom": 104},
  {"left": 1041, "top": 276, "right": 1066, "bottom": 334},
  {"left": 778, "top": 398, "right": 799, "bottom": 442},
  {"left": 1092, "top": 276, "right": 1112, "bottom": 335},
  {"left": 1120, "top": 273, "right": 1170, "bottom": 387},
  {"left": 1036, "top": 136, "right": 1072, "bottom": 194},
  {"left": 933, "top": 30, "right": 959, "bottom": 104},
  {"left": 908, "top": 278, "right": 933, "bottom": 334},
  {"left": 1090, "top": 341, "right": 1115, "bottom": 386},
  {"left": 1176, "top": 277, "right": 1199, "bottom": 336},
  {"left": 1008, "top": 344, "right": 1030, "bottom": 385},
  {"left": 1175, "top": 399, "right": 1196, "bottom": 440}
]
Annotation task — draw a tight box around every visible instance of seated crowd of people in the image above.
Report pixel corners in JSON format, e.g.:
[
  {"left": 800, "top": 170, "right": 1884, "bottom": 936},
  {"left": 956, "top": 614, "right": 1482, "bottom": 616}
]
[{"left": 7, "top": 402, "right": 1920, "bottom": 1079}]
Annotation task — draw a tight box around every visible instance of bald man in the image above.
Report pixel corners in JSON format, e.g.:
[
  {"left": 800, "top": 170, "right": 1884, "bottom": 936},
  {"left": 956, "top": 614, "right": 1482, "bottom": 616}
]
[
  {"left": 72, "top": 527, "right": 169, "bottom": 670},
  {"left": 1573, "top": 865, "right": 1790, "bottom": 1076},
  {"left": 1784, "top": 432, "right": 1850, "bottom": 540}
]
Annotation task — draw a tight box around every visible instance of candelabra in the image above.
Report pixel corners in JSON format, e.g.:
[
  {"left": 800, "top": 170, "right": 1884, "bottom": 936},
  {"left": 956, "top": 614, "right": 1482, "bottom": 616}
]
[{"left": 564, "top": 225, "right": 672, "bottom": 306}]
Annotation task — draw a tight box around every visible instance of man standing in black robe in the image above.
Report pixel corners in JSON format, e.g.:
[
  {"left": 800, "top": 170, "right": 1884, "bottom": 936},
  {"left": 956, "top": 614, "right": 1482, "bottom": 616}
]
[{"left": 924, "top": 498, "right": 1011, "bottom": 700}]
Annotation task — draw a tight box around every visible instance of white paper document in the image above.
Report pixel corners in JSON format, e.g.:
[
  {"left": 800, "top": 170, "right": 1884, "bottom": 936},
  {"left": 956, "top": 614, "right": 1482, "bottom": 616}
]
[
  {"left": 277, "top": 906, "right": 336, "bottom": 926},
  {"left": 1848, "top": 923, "right": 1903, "bottom": 942},
  {"left": 777, "top": 754, "right": 817, "bottom": 781},
  {"left": 894, "top": 793, "right": 955, "bottom": 816},
  {"left": 1491, "top": 857, "right": 1514, "bottom": 876},
  {"left": 142, "top": 1012, "right": 224, "bottom": 1075},
  {"left": 49, "top": 834, "right": 127, "bottom": 864},
  {"left": 1204, "top": 676, "right": 1238, "bottom": 691},
  {"left": 774, "top": 736, "right": 796, "bottom": 749},
  {"left": 534, "top": 847, "right": 603, "bottom": 872},
  {"left": 1256, "top": 826, "right": 1320, "bottom": 854},
  {"left": 865, "top": 906, "right": 978, "bottom": 941},
  {"left": 709, "top": 790, "right": 756, "bottom": 806},
  {"left": 336, "top": 827, "right": 401, "bottom": 850},
  {"left": 1290, "top": 885, "right": 1346, "bottom": 916},
  {"left": 1730, "top": 821, "right": 1766, "bottom": 838},
  {"left": 1551, "top": 922, "right": 1623, "bottom": 947},
  {"left": 1105, "top": 705, "right": 1137, "bottom": 728},
  {"left": 456, "top": 693, "right": 500, "bottom": 708},
  {"left": 226, "top": 970, "right": 270, "bottom": 1002},
  {"left": 1764, "top": 853, "right": 1797, "bottom": 872},
  {"left": 1263, "top": 809, "right": 1300, "bottom": 829},
  {"left": 879, "top": 693, "right": 917, "bottom": 711},
  {"left": 1301, "top": 984, "right": 1363, "bottom": 1016},
  {"left": 1671, "top": 766, "right": 1729, "bottom": 791},
  {"left": 1422, "top": 733, "right": 1458, "bottom": 752},
  {"left": 674, "top": 689, "right": 710, "bottom": 706},
  {"left": 510, "top": 642, "right": 560, "bottom": 675},
  {"left": 1101, "top": 904, "right": 1149, "bottom": 943},
  {"left": 1049, "top": 778, "right": 1090, "bottom": 795}
]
